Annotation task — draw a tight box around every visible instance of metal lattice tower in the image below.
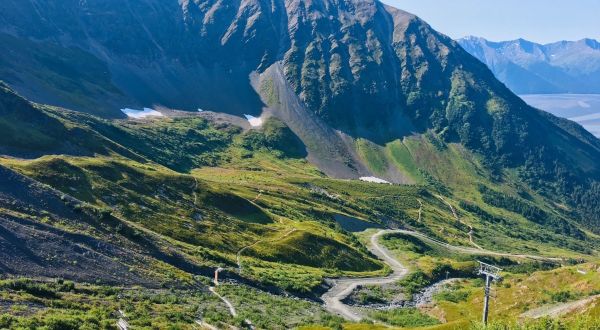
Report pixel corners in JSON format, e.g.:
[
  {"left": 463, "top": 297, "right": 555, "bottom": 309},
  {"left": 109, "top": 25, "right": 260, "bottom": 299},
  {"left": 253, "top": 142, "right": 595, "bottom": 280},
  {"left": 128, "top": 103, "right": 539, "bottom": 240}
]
[{"left": 477, "top": 261, "right": 502, "bottom": 325}]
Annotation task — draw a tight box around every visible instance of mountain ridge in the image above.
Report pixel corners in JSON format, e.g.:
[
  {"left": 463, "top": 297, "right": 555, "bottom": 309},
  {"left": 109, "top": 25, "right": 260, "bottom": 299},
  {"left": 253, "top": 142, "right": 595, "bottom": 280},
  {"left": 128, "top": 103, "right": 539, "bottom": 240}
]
[{"left": 458, "top": 36, "right": 600, "bottom": 94}]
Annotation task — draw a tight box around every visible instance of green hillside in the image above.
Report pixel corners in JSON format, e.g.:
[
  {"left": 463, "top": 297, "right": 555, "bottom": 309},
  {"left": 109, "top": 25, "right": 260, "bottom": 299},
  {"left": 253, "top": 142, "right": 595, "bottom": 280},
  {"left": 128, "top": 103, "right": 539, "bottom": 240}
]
[{"left": 0, "top": 83, "right": 599, "bottom": 328}]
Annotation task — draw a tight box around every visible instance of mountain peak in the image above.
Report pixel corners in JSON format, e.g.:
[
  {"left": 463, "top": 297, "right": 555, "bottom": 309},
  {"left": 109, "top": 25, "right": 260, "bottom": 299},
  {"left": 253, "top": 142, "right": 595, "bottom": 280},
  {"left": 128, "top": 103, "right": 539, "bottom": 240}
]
[{"left": 581, "top": 38, "right": 600, "bottom": 49}]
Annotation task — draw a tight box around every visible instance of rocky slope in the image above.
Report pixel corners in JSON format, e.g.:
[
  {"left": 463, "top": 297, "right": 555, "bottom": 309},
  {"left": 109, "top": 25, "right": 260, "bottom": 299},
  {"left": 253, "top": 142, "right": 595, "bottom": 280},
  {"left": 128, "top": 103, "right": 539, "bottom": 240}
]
[{"left": 458, "top": 36, "right": 600, "bottom": 94}]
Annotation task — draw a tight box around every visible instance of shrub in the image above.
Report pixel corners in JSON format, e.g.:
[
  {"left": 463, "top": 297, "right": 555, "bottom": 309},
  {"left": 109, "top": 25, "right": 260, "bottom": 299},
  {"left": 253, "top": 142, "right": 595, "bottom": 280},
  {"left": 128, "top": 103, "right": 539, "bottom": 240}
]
[
  {"left": 398, "top": 271, "right": 431, "bottom": 297},
  {"left": 435, "top": 289, "right": 470, "bottom": 303},
  {"left": 0, "top": 314, "right": 14, "bottom": 328},
  {"left": 0, "top": 279, "right": 59, "bottom": 299},
  {"left": 549, "top": 290, "right": 575, "bottom": 303}
]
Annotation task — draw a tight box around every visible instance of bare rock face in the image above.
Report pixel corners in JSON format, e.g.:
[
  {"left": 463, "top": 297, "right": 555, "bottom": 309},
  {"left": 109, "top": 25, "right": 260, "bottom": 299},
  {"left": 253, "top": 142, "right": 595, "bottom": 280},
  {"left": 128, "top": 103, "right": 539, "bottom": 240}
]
[
  {"left": 0, "top": 1, "right": 446, "bottom": 130},
  {"left": 0, "top": 0, "right": 441, "bottom": 135}
]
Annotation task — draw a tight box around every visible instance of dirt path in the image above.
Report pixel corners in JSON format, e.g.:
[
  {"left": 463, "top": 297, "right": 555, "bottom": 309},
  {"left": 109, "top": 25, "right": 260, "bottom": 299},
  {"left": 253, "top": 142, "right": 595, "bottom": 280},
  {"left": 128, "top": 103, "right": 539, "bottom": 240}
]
[
  {"left": 236, "top": 240, "right": 263, "bottom": 275},
  {"left": 209, "top": 287, "right": 237, "bottom": 317},
  {"left": 437, "top": 196, "right": 483, "bottom": 250},
  {"left": 520, "top": 295, "right": 600, "bottom": 319},
  {"left": 195, "top": 285, "right": 236, "bottom": 330},
  {"left": 191, "top": 176, "right": 199, "bottom": 205},
  {"left": 321, "top": 229, "right": 410, "bottom": 321},
  {"left": 116, "top": 310, "right": 129, "bottom": 330},
  {"left": 251, "top": 190, "right": 263, "bottom": 203},
  {"left": 207, "top": 286, "right": 255, "bottom": 329},
  {"left": 195, "top": 320, "right": 219, "bottom": 330}
]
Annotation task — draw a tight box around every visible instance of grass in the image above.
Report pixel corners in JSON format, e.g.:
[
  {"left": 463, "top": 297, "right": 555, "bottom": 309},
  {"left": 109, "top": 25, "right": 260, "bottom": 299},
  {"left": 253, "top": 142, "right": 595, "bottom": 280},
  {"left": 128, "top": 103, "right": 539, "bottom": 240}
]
[
  {"left": 215, "top": 283, "right": 345, "bottom": 329},
  {"left": 434, "top": 287, "right": 470, "bottom": 303},
  {"left": 423, "top": 263, "right": 600, "bottom": 325},
  {"left": 0, "top": 139, "right": 391, "bottom": 293},
  {"left": 469, "top": 316, "right": 600, "bottom": 330},
  {"left": 369, "top": 308, "right": 441, "bottom": 327},
  {"left": 355, "top": 138, "right": 389, "bottom": 175},
  {"left": 386, "top": 139, "right": 423, "bottom": 183},
  {"left": 248, "top": 229, "right": 382, "bottom": 272}
]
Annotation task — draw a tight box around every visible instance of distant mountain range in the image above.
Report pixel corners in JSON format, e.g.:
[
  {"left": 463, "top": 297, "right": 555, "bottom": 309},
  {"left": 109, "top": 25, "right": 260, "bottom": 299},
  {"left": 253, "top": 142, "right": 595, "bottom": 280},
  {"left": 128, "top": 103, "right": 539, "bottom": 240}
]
[{"left": 458, "top": 36, "right": 600, "bottom": 94}]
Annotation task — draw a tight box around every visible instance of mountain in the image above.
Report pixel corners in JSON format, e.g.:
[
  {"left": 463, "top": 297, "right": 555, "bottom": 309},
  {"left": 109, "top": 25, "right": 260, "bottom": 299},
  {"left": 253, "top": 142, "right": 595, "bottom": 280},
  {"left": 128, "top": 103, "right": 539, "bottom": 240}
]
[
  {"left": 1, "top": 1, "right": 600, "bottom": 328},
  {"left": 458, "top": 36, "right": 600, "bottom": 94},
  {"left": 2, "top": 1, "right": 599, "bottom": 184}
]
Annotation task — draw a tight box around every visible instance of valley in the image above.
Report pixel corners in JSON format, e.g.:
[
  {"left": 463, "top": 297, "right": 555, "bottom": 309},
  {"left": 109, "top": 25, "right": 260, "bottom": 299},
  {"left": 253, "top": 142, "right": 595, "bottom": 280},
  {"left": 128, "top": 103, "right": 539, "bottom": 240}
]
[
  {"left": 0, "top": 0, "right": 599, "bottom": 329},
  {"left": 1, "top": 96, "right": 597, "bottom": 328}
]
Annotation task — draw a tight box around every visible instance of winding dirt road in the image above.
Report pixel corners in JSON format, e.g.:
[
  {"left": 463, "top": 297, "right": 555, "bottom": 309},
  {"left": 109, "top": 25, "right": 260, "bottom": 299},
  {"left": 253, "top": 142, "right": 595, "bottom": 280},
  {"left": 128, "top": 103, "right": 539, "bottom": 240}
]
[
  {"left": 321, "top": 230, "right": 409, "bottom": 321},
  {"left": 321, "top": 228, "right": 563, "bottom": 321}
]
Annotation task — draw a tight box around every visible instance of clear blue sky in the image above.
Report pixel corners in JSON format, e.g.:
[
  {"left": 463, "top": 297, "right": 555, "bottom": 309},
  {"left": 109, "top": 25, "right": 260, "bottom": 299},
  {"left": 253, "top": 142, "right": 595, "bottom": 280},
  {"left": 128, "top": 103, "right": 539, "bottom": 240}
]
[{"left": 380, "top": 0, "right": 600, "bottom": 43}]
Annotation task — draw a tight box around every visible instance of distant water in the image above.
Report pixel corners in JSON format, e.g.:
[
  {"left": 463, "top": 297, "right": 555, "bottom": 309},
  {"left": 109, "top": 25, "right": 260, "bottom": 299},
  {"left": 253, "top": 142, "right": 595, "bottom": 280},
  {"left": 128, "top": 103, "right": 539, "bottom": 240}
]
[{"left": 520, "top": 94, "right": 600, "bottom": 137}]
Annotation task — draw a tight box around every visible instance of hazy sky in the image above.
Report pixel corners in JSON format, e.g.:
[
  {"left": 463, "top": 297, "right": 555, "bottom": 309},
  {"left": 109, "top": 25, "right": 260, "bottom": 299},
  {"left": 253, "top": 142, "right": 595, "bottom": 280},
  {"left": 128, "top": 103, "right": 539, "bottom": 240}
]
[{"left": 380, "top": 0, "right": 600, "bottom": 44}]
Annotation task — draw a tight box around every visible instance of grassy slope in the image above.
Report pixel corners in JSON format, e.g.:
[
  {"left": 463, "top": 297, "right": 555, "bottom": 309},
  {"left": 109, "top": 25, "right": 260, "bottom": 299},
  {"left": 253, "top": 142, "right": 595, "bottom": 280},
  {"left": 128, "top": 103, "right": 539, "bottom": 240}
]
[
  {"left": 0, "top": 278, "right": 347, "bottom": 330},
  {"left": 1, "top": 87, "right": 599, "bottom": 328},
  {"left": 0, "top": 94, "right": 394, "bottom": 292},
  {"left": 367, "top": 132, "right": 600, "bottom": 257}
]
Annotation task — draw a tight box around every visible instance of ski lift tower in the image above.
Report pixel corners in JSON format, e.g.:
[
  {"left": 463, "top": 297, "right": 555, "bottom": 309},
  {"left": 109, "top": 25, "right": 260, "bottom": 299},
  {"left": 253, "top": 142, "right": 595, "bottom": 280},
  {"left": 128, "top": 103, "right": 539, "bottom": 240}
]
[{"left": 478, "top": 261, "right": 502, "bottom": 325}]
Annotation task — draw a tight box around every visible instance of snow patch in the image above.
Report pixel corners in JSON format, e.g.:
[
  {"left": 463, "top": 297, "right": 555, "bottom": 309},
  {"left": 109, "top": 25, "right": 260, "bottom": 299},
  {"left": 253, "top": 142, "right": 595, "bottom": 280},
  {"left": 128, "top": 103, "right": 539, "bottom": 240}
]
[
  {"left": 121, "top": 107, "right": 164, "bottom": 119},
  {"left": 244, "top": 114, "right": 263, "bottom": 127},
  {"left": 359, "top": 176, "right": 391, "bottom": 184}
]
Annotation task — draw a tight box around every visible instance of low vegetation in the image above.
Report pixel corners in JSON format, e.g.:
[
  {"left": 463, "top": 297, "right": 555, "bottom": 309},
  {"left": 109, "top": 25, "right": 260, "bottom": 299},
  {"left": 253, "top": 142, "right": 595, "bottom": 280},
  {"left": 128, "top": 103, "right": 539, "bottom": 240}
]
[{"left": 369, "top": 308, "right": 440, "bottom": 327}]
